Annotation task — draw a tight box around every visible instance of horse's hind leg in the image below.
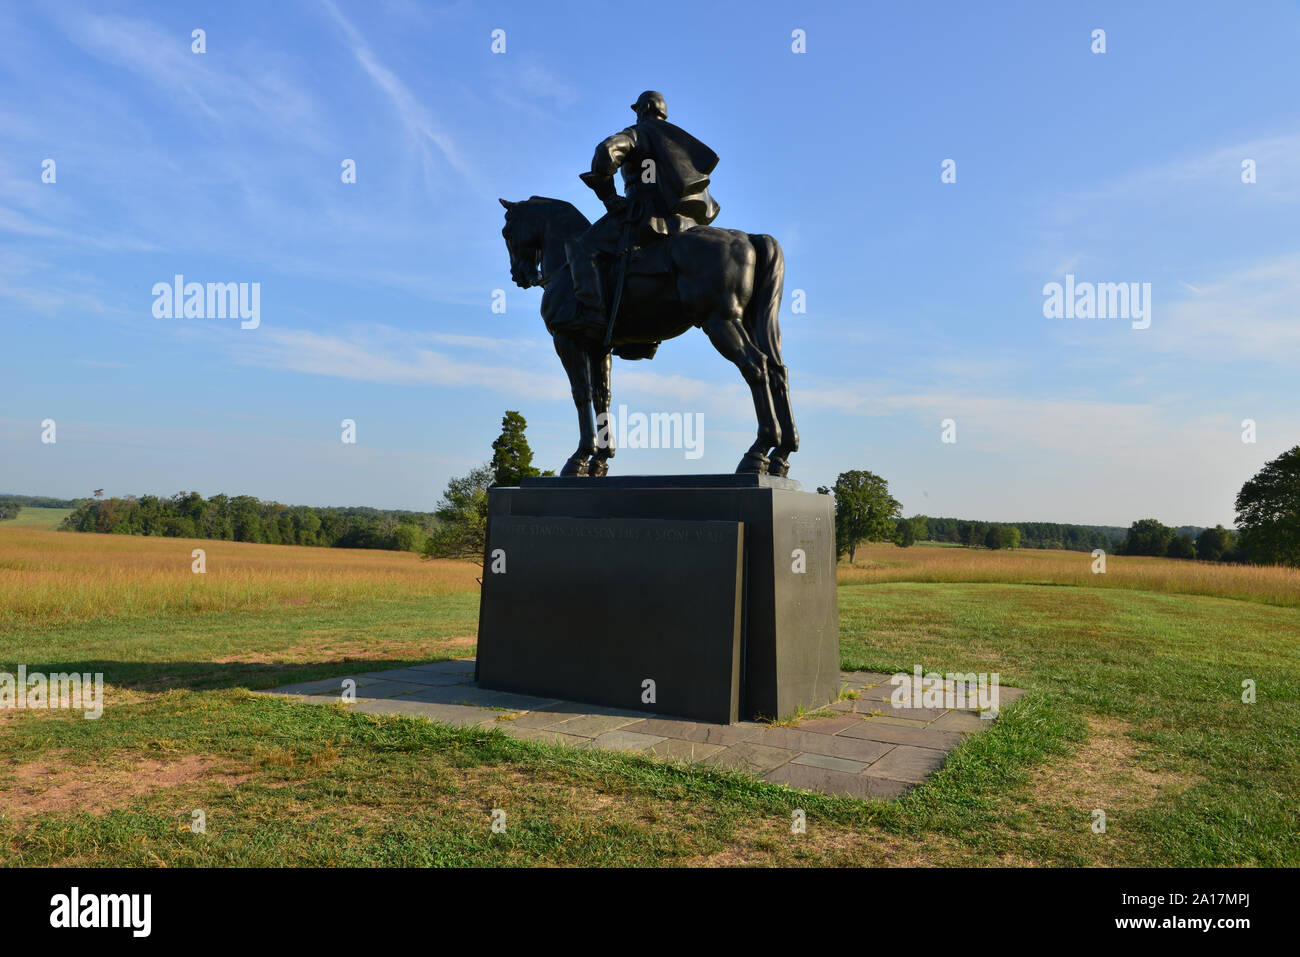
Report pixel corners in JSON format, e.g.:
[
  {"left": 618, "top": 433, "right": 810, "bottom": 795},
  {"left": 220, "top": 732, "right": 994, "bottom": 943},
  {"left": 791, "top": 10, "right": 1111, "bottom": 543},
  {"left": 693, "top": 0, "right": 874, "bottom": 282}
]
[
  {"left": 588, "top": 345, "right": 613, "bottom": 477},
  {"left": 767, "top": 363, "right": 799, "bottom": 477},
  {"left": 700, "top": 313, "right": 781, "bottom": 473},
  {"left": 553, "top": 334, "right": 596, "bottom": 476}
]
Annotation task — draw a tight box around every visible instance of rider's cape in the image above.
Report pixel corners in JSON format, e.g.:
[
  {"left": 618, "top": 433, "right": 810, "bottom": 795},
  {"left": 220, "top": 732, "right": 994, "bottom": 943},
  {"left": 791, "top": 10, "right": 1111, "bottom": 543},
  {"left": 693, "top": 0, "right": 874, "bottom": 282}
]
[{"left": 632, "top": 118, "right": 721, "bottom": 229}]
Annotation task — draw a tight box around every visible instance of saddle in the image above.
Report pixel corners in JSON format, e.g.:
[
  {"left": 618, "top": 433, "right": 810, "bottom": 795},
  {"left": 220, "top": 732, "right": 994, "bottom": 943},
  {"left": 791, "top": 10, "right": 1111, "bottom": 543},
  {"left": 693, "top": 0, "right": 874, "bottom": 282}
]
[
  {"left": 625, "top": 240, "right": 674, "bottom": 277},
  {"left": 600, "top": 240, "right": 674, "bottom": 360}
]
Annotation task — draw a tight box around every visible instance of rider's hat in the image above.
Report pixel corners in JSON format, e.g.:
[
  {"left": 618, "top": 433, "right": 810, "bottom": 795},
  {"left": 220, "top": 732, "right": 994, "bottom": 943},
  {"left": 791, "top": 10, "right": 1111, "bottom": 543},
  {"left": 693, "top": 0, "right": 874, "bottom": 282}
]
[{"left": 630, "top": 91, "right": 667, "bottom": 120}]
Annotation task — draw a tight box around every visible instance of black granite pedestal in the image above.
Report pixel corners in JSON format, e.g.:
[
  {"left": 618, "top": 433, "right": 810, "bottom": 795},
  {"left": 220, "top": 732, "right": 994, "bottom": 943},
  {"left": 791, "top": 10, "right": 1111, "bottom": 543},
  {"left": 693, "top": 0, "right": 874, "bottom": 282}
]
[{"left": 475, "top": 475, "right": 840, "bottom": 724}]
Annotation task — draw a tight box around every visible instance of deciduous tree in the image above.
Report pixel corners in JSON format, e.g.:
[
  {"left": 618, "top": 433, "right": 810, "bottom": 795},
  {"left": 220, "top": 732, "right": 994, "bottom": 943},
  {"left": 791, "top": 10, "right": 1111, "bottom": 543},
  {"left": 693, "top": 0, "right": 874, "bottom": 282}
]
[
  {"left": 819, "top": 470, "right": 901, "bottom": 563},
  {"left": 1235, "top": 446, "right": 1300, "bottom": 566},
  {"left": 1124, "top": 518, "right": 1174, "bottom": 557},
  {"left": 423, "top": 465, "right": 494, "bottom": 562}
]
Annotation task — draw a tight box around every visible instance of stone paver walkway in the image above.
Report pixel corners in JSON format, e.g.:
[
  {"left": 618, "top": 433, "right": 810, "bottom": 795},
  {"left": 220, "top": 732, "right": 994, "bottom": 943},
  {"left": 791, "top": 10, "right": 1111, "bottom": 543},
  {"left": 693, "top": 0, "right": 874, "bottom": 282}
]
[{"left": 261, "top": 660, "right": 1025, "bottom": 799}]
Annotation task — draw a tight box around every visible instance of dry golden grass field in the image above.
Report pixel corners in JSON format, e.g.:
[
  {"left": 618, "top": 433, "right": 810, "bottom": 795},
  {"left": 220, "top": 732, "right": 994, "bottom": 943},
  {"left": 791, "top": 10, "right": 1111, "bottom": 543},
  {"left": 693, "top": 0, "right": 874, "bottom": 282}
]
[
  {"left": 841, "top": 541, "right": 1300, "bottom": 607},
  {"left": 0, "top": 522, "right": 479, "bottom": 627},
  {"left": 3, "top": 513, "right": 1298, "bottom": 627}
]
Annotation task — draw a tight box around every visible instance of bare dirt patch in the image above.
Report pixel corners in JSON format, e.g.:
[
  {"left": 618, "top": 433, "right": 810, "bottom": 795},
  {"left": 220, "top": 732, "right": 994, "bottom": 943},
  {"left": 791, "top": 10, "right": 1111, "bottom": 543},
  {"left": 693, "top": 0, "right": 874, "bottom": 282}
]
[
  {"left": 447, "top": 765, "right": 624, "bottom": 816},
  {"left": 213, "top": 635, "right": 476, "bottom": 665},
  {"left": 1027, "top": 716, "right": 1198, "bottom": 810},
  {"left": 677, "top": 813, "right": 1032, "bottom": 867},
  {"left": 0, "top": 750, "right": 254, "bottom": 822}
]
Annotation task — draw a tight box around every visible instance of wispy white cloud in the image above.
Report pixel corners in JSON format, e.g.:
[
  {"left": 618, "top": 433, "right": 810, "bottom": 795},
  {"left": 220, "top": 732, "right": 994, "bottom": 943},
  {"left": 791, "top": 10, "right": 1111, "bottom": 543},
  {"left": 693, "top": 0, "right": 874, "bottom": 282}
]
[
  {"left": 489, "top": 58, "right": 580, "bottom": 118},
  {"left": 1050, "top": 132, "right": 1300, "bottom": 218},
  {"left": 425, "top": 332, "right": 540, "bottom": 350},
  {"left": 319, "top": 0, "right": 478, "bottom": 195},
  {"left": 0, "top": 259, "right": 123, "bottom": 315},
  {"left": 225, "top": 322, "right": 759, "bottom": 417},
  {"left": 226, "top": 322, "right": 1259, "bottom": 472},
  {"left": 0, "top": 203, "right": 161, "bottom": 254},
  {"left": 1151, "top": 252, "right": 1300, "bottom": 363},
  {"left": 232, "top": 326, "right": 572, "bottom": 398},
  {"left": 57, "top": 11, "right": 327, "bottom": 147}
]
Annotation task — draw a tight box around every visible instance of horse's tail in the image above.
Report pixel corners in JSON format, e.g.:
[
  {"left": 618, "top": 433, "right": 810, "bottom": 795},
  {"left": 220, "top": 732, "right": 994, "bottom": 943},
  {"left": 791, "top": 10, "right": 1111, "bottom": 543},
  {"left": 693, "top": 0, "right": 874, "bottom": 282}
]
[
  {"left": 743, "top": 233, "right": 786, "bottom": 370},
  {"left": 745, "top": 233, "right": 798, "bottom": 460}
]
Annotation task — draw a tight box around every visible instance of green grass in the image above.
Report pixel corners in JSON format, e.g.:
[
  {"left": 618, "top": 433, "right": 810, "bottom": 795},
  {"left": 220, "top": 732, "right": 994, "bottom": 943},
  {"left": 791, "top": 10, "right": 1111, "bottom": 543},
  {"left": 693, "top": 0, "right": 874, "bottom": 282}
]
[
  {"left": 2, "top": 594, "right": 480, "bottom": 692},
  {"left": 838, "top": 583, "right": 1300, "bottom": 867},
  {"left": 2, "top": 580, "right": 1295, "bottom": 866},
  {"left": 1, "top": 507, "right": 73, "bottom": 530}
]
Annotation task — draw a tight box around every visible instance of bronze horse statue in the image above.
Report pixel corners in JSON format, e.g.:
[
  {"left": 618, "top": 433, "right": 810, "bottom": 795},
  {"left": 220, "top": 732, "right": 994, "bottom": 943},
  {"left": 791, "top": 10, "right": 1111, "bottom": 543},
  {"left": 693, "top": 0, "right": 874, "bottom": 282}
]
[{"left": 499, "top": 196, "right": 798, "bottom": 477}]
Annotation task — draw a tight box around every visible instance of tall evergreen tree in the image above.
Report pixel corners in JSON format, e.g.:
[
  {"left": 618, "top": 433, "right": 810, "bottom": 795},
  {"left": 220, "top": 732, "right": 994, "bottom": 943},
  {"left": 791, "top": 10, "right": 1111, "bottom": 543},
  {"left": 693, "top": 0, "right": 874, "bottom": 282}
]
[{"left": 490, "top": 410, "right": 541, "bottom": 487}]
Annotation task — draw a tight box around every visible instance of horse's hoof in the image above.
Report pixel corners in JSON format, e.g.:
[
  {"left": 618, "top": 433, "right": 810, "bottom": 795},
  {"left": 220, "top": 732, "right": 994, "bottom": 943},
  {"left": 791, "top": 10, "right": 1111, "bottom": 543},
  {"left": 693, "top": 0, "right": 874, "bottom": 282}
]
[
  {"left": 560, "top": 457, "right": 589, "bottom": 477},
  {"left": 769, "top": 458, "right": 790, "bottom": 477},
  {"left": 736, "top": 451, "right": 769, "bottom": 474},
  {"left": 588, "top": 456, "right": 610, "bottom": 477}
]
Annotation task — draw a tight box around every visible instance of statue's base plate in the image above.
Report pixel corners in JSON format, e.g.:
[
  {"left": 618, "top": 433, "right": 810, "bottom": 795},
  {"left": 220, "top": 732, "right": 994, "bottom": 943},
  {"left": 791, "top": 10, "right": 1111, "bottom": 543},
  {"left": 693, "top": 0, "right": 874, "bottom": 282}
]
[
  {"left": 476, "top": 476, "right": 839, "bottom": 724},
  {"left": 520, "top": 473, "right": 803, "bottom": 491}
]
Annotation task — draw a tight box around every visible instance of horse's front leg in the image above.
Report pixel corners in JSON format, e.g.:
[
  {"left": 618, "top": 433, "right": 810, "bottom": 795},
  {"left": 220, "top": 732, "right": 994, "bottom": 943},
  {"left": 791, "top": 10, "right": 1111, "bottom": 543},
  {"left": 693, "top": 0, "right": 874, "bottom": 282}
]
[
  {"left": 589, "top": 345, "right": 613, "bottom": 477},
  {"left": 553, "top": 334, "right": 596, "bottom": 476}
]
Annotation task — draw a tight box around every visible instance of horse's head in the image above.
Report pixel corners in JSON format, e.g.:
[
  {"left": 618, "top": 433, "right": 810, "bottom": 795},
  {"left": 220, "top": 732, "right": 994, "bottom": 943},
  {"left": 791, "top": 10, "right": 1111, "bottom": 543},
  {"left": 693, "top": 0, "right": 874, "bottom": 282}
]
[
  {"left": 499, "top": 197, "right": 543, "bottom": 289},
  {"left": 500, "top": 196, "right": 591, "bottom": 290}
]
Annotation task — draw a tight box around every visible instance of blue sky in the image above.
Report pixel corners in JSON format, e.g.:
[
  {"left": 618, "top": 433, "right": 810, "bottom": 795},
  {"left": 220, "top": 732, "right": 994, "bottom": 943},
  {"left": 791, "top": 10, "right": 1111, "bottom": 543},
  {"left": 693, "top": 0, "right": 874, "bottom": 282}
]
[{"left": 2, "top": 0, "right": 1298, "bottom": 526}]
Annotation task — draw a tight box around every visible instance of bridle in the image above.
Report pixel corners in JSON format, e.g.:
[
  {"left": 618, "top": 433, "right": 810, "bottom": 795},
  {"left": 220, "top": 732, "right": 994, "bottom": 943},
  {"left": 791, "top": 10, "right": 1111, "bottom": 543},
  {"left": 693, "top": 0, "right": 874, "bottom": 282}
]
[
  {"left": 532, "top": 246, "right": 558, "bottom": 288},
  {"left": 505, "top": 200, "right": 589, "bottom": 289},
  {"left": 506, "top": 219, "right": 553, "bottom": 288}
]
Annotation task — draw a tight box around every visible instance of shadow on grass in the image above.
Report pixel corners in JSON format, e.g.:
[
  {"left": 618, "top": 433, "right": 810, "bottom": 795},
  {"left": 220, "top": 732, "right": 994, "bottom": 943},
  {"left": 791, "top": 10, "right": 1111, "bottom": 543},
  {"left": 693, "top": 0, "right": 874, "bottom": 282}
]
[{"left": 15, "top": 656, "right": 470, "bottom": 694}]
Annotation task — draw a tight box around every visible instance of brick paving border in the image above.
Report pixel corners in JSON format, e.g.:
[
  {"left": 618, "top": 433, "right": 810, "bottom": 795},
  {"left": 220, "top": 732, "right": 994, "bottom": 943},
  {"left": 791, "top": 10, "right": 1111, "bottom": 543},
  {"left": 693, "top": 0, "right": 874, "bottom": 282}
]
[{"left": 260, "top": 662, "right": 1026, "bottom": 799}]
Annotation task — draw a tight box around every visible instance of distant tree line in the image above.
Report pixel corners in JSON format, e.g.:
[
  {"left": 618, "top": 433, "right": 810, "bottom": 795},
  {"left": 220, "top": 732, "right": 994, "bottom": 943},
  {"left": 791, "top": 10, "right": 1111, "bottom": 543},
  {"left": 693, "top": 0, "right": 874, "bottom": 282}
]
[
  {"left": 820, "top": 445, "right": 1300, "bottom": 569},
  {"left": 49, "top": 410, "right": 553, "bottom": 560},
  {"left": 0, "top": 493, "right": 89, "bottom": 511},
  {"left": 0, "top": 501, "right": 21, "bottom": 520},
  {"left": 1117, "top": 520, "right": 1244, "bottom": 562},
  {"left": 886, "top": 514, "right": 1243, "bottom": 562},
  {"left": 58, "top": 492, "right": 438, "bottom": 552},
  {"left": 1106, "top": 447, "right": 1300, "bottom": 566},
  {"left": 37, "top": 438, "right": 1300, "bottom": 570},
  {"left": 919, "top": 517, "right": 1118, "bottom": 552},
  {"left": 817, "top": 472, "right": 1054, "bottom": 559}
]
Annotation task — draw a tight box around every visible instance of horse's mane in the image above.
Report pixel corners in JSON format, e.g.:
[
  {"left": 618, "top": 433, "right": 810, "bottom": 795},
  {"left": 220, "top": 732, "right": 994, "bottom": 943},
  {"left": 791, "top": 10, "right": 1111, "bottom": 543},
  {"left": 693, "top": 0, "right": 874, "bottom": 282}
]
[{"left": 526, "top": 195, "right": 592, "bottom": 232}]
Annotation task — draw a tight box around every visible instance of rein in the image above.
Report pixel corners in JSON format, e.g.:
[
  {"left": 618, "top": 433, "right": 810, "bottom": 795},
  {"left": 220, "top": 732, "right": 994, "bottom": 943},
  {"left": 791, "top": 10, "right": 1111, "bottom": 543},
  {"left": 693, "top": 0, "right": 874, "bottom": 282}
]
[
  {"left": 531, "top": 236, "right": 567, "bottom": 288},
  {"left": 535, "top": 249, "right": 556, "bottom": 287},
  {"left": 512, "top": 202, "right": 589, "bottom": 288}
]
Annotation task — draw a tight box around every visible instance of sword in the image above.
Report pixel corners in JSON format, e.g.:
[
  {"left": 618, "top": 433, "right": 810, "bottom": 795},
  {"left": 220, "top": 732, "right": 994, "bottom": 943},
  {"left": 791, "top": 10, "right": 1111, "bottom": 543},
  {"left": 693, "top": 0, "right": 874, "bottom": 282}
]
[{"left": 602, "top": 215, "right": 636, "bottom": 350}]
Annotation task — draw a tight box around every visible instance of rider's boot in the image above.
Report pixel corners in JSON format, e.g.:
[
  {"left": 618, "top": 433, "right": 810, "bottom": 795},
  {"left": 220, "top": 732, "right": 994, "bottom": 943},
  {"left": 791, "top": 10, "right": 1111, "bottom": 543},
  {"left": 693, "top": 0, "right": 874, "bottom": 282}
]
[{"left": 565, "top": 240, "right": 608, "bottom": 338}]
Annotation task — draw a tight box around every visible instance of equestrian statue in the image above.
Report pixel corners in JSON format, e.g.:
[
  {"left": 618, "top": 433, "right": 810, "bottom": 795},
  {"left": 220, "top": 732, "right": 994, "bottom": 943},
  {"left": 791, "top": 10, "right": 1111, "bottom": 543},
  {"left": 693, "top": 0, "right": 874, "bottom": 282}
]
[{"left": 499, "top": 90, "right": 798, "bottom": 477}]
